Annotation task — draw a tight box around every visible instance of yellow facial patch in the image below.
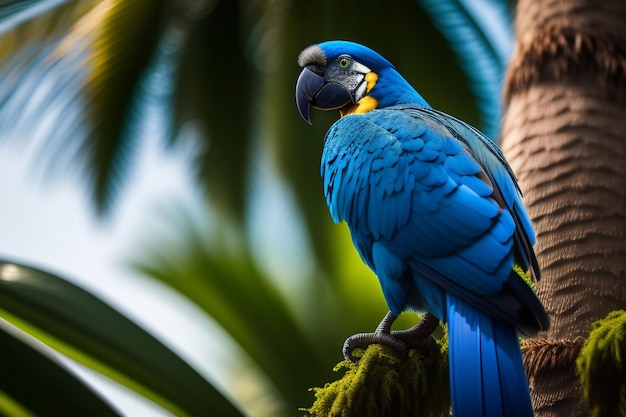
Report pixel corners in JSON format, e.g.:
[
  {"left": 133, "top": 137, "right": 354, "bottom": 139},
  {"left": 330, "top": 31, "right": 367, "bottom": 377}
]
[
  {"left": 342, "top": 96, "right": 378, "bottom": 116},
  {"left": 340, "top": 72, "right": 379, "bottom": 117},
  {"left": 365, "top": 72, "right": 378, "bottom": 93}
]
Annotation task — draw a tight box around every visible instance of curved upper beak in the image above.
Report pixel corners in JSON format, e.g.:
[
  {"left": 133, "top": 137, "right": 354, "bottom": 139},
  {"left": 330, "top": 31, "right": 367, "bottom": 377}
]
[{"left": 295, "top": 67, "right": 353, "bottom": 124}]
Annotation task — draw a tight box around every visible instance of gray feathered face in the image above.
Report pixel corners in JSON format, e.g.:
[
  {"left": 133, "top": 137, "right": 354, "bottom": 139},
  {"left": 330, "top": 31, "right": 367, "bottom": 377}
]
[{"left": 296, "top": 44, "right": 372, "bottom": 124}]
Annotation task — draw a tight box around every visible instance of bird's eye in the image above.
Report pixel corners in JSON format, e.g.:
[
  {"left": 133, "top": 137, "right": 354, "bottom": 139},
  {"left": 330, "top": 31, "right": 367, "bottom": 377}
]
[{"left": 338, "top": 56, "right": 352, "bottom": 69}]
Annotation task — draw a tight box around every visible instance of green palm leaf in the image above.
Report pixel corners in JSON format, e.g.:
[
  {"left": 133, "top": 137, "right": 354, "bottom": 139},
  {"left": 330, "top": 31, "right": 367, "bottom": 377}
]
[
  {"left": 0, "top": 260, "right": 244, "bottom": 417},
  {"left": 69, "top": 0, "right": 168, "bottom": 214},
  {"left": 417, "top": 0, "right": 514, "bottom": 138},
  {"left": 0, "top": 1, "right": 92, "bottom": 136},
  {"left": 0, "top": 323, "right": 121, "bottom": 416},
  {"left": 171, "top": 0, "right": 255, "bottom": 220},
  {"left": 0, "top": 0, "right": 169, "bottom": 215}
]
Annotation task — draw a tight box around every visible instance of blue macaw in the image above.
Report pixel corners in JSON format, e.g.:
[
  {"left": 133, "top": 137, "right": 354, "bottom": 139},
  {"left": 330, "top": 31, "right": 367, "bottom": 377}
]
[{"left": 295, "top": 41, "right": 549, "bottom": 417}]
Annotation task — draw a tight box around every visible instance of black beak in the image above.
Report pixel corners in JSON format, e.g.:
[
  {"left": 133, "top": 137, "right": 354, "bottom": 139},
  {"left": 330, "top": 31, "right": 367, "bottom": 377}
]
[{"left": 295, "top": 67, "right": 353, "bottom": 124}]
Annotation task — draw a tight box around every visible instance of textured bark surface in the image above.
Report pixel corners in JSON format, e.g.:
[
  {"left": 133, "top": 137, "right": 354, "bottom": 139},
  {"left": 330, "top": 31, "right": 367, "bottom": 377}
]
[
  {"left": 501, "top": 0, "right": 626, "bottom": 415},
  {"left": 503, "top": 84, "right": 626, "bottom": 339}
]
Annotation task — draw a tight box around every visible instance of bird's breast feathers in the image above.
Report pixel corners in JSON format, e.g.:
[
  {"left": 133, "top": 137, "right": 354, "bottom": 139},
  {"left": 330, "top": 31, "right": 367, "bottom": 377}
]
[{"left": 321, "top": 106, "right": 516, "bottom": 292}]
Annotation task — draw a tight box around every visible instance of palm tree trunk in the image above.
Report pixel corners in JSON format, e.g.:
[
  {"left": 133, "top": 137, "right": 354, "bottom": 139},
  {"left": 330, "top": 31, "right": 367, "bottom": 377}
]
[{"left": 500, "top": 0, "right": 626, "bottom": 415}]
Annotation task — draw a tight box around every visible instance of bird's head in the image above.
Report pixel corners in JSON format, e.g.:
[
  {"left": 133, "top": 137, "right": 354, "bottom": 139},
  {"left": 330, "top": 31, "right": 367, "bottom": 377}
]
[{"left": 295, "top": 40, "right": 428, "bottom": 124}]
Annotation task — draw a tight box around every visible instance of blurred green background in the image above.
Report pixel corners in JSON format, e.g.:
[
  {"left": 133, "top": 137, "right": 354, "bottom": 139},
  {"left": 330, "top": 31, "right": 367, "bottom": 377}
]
[{"left": 0, "top": 0, "right": 515, "bottom": 415}]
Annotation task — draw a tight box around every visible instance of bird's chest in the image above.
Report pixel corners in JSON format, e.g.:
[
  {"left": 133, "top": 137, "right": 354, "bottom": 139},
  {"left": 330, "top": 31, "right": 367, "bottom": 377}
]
[
  {"left": 322, "top": 130, "right": 401, "bottom": 223},
  {"left": 322, "top": 134, "right": 420, "bottom": 274}
]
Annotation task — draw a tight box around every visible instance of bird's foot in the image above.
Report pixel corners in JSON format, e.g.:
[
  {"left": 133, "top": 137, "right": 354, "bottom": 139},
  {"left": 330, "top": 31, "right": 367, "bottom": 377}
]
[{"left": 343, "top": 311, "right": 439, "bottom": 361}]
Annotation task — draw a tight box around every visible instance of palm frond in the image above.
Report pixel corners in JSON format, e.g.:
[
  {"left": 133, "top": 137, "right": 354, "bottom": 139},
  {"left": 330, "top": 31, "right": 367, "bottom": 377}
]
[
  {"left": 170, "top": 0, "right": 255, "bottom": 220},
  {"left": 0, "top": 1, "right": 92, "bottom": 137},
  {"left": 64, "top": 0, "right": 169, "bottom": 214},
  {"left": 0, "top": 323, "right": 121, "bottom": 416},
  {"left": 0, "top": 0, "right": 169, "bottom": 215},
  {"left": 0, "top": 0, "right": 89, "bottom": 47},
  {"left": 417, "top": 0, "right": 514, "bottom": 139},
  {"left": 0, "top": 260, "right": 245, "bottom": 417}
]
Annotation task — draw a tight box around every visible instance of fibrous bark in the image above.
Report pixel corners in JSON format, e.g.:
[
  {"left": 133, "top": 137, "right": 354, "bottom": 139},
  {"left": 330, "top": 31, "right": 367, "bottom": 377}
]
[{"left": 501, "top": 0, "right": 626, "bottom": 415}]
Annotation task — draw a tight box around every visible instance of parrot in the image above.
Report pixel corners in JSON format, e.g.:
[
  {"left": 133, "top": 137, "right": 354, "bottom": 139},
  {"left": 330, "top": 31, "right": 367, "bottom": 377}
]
[{"left": 295, "top": 40, "right": 549, "bottom": 417}]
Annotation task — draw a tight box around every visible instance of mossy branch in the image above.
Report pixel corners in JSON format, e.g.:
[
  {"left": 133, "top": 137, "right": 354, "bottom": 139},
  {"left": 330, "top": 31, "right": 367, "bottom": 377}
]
[{"left": 303, "top": 333, "right": 450, "bottom": 417}]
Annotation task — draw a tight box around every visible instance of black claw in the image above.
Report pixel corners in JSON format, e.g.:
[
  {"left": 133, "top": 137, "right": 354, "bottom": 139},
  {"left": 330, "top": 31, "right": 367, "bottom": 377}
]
[
  {"left": 375, "top": 310, "right": 398, "bottom": 334},
  {"left": 343, "top": 332, "right": 409, "bottom": 361},
  {"left": 342, "top": 312, "right": 439, "bottom": 362},
  {"left": 391, "top": 313, "right": 439, "bottom": 346}
]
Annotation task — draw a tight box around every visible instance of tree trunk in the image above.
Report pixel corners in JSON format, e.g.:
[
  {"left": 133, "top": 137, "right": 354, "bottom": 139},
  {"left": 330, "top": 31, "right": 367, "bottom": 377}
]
[{"left": 500, "top": 0, "right": 626, "bottom": 416}]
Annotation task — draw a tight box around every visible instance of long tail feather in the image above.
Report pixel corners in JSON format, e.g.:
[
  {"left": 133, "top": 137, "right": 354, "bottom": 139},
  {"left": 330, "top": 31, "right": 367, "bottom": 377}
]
[{"left": 447, "top": 292, "right": 533, "bottom": 417}]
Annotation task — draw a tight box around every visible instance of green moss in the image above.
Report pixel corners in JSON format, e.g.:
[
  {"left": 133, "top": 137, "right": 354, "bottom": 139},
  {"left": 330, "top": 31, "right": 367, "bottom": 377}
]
[
  {"left": 513, "top": 264, "right": 535, "bottom": 292},
  {"left": 576, "top": 310, "right": 626, "bottom": 417},
  {"left": 303, "top": 332, "right": 450, "bottom": 417}
]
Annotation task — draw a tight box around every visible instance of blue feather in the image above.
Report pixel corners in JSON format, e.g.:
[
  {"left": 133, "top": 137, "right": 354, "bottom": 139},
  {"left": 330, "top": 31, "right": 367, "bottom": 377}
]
[
  {"left": 448, "top": 292, "right": 533, "bottom": 417},
  {"left": 402, "top": 136, "right": 425, "bottom": 152}
]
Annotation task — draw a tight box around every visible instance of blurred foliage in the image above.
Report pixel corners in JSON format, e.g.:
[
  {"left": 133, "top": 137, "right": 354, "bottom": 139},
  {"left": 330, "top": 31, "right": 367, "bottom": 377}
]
[
  {"left": 0, "top": 260, "right": 243, "bottom": 416},
  {"left": 0, "top": 316, "right": 122, "bottom": 417},
  {"left": 0, "top": 0, "right": 514, "bottom": 415}
]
